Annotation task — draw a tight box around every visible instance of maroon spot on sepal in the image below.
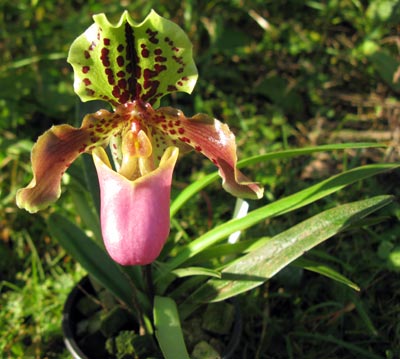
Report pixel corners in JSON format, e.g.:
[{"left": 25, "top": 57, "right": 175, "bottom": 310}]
[
  {"left": 107, "top": 74, "right": 115, "bottom": 85},
  {"left": 112, "top": 86, "right": 120, "bottom": 98},
  {"left": 141, "top": 80, "right": 160, "bottom": 102},
  {"left": 146, "top": 28, "right": 159, "bottom": 44},
  {"left": 155, "top": 56, "right": 167, "bottom": 62},
  {"left": 154, "top": 64, "right": 167, "bottom": 73},
  {"left": 117, "top": 56, "right": 124, "bottom": 67},
  {"left": 118, "top": 79, "right": 127, "bottom": 89},
  {"left": 119, "top": 91, "right": 130, "bottom": 104},
  {"left": 141, "top": 48, "right": 150, "bottom": 58},
  {"left": 144, "top": 68, "right": 158, "bottom": 80}
]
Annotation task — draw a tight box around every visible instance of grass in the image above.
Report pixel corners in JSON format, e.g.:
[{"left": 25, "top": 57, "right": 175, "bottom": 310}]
[{"left": 1, "top": 0, "right": 400, "bottom": 358}]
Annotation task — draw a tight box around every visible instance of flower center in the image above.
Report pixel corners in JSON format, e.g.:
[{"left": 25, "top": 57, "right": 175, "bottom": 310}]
[{"left": 118, "top": 118, "right": 154, "bottom": 180}]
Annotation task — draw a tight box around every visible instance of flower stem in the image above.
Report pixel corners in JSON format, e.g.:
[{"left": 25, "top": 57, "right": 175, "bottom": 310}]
[{"left": 143, "top": 264, "right": 155, "bottom": 302}]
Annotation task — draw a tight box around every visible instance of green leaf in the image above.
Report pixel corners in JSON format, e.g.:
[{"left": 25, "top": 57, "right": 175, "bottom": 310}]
[
  {"left": 82, "top": 147, "right": 101, "bottom": 216},
  {"left": 68, "top": 181, "right": 102, "bottom": 244},
  {"left": 369, "top": 50, "right": 400, "bottom": 93},
  {"left": 181, "top": 195, "right": 392, "bottom": 311},
  {"left": 68, "top": 10, "right": 198, "bottom": 107},
  {"left": 154, "top": 296, "right": 190, "bottom": 359},
  {"left": 293, "top": 257, "right": 360, "bottom": 291},
  {"left": 183, "top": 238, "right": 263, "bottom": 266},
  {"left": 170, "top": 142, "right": 388, "bottom": 217},
  {"left": 171, "top": 267, "right": 221, "bottom": 279},
  {"left": 163, "top": 163, "right": 399, "bottom": 277},
  {"left": 48, "top": 213, "right": 148, "bottom": 311},
  {"left": 350, "top": 293, "right": 379, "bottom": 336},
  {"left": 255, "top": 75, "right": 304, "bottom": 115},
  {"left": 366, "top": 0, "right": 397, "bottom": 22},
  {"left": 291, "top": 332, "right": 383, "bottom": 359}
]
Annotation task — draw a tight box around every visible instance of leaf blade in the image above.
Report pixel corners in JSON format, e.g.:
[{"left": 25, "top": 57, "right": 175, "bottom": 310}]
[
  {"left": 171, "top": 267, "right": 221, "bottom": 279},
  {"left": 170, "top": 143, "right": 388, "bottom": 217},
  {"left": 154, "top": 296, "right": 190, "bottom": 359},
  {"left": 164, "top": 163, "right": 399, "bottom": 276},
  {"left": 293, "top": 257, "right": 360, "bottom": 291},
  {"left": 183, "top": 195, "right": 393, "bottom": 308},
  {"left": 47, "top": 213, "right": 142, "bottom": 309}
]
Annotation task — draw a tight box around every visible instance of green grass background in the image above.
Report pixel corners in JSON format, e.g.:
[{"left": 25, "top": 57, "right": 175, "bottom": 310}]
[{"left": 1, "top": 0, "right": 400, "bottom": 358}]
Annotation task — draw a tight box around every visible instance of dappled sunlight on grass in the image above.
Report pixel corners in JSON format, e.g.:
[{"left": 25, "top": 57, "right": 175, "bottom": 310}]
[{"left": 1, "top": 0, "right": 400, "bottom": 357}]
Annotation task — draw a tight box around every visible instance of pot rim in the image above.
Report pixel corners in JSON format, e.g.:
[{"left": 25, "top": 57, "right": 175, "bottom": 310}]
[{"left": 62, "top": 275, "right": 243, "bottom": 359}]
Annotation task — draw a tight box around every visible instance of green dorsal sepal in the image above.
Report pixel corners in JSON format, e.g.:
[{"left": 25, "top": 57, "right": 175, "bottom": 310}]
[{"left": 68, "top": 10, "right": 198, "bottom": 107}]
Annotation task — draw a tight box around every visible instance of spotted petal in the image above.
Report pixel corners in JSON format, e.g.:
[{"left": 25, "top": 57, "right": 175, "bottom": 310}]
[
  {"left": 68, "top": 10, "right": 198, "bottom": 107},
  {"left": 16, "top": 110, "right": 120, "bottom": 213},
  {"left": 93, "top": 146, "right": 179, "bottom": 265},
  {"left": 154, "top": 107, "right": 264, "bottom": 199}
]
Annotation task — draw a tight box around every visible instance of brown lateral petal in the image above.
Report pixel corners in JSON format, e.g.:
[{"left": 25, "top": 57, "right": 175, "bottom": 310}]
[
  {"left": 154, "top": 107, "right": 264, "bottom": 200},
  {"left": 16, "top": 110, "right": 115, "bottom": 213}
]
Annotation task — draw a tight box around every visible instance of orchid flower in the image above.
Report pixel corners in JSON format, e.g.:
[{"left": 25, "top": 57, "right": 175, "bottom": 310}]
[{"left": 16, "top": 11, "right": 263, "bottom": 266}]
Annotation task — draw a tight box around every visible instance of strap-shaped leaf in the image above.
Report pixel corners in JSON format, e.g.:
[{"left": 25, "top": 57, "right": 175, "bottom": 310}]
[
  {"left": 68, "top": 10, "right": 198, "bottom": 107},
  {"left": 293, "top": 257, "right": 360, "bottom": 291},
  {"left": 180, "top": 195, "right": 393, "bottom": 316},
  {"left": 163, "top": 163, "right": 399, "bottom": 277},
  {"left": 171, "top": 267, "right": 221, "bottom": 279},
  {"left": 154, "top": 296, "right": 190, "bottom": 359},
  {"left": 48, "top": 213, "right": 150, "bottom": 312},
  {"left": 170, "top": 142, "right": 388, "bottom": 218}
]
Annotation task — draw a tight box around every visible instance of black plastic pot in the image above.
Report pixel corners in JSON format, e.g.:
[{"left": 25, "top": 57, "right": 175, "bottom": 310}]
[
  {"left": 62, "top": 276, "right": 92, "bottom": 359},
  {"left": 62, "top": 276, "right": 242, "bottom": 359}
]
